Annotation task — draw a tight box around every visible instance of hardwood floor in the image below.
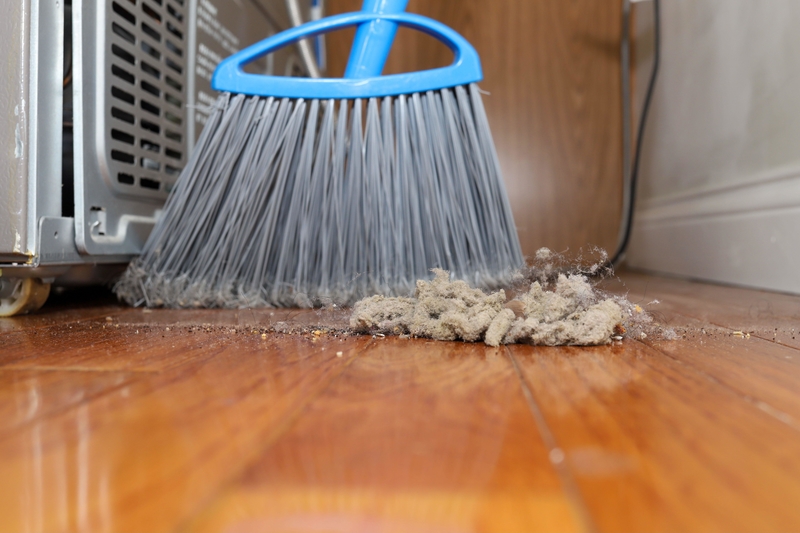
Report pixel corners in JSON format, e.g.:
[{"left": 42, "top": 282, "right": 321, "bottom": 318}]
[{"left": 1, "top": 272, "right": 800, "bottom": 532}]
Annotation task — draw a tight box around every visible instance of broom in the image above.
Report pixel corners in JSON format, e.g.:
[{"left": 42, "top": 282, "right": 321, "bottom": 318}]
[{"left": 116, "top": 0, "right": 525, "bottom": 308}]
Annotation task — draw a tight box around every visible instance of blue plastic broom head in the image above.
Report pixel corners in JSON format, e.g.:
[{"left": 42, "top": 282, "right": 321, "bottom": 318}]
[
  {"left": 344, "top": 0, "right": 410, "bottom": 79},
  {"left": 211, "top": 0, "right": 483, "bottom": 100}
]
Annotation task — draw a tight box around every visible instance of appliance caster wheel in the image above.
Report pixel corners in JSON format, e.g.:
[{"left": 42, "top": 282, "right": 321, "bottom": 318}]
[{"left": 0, "top": 278, "right": 52, "bottom": 317}]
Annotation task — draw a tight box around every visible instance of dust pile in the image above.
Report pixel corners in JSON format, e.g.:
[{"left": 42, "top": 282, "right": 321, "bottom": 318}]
[{"left": 350, "top": 248, "right": 653, "bottom": 347}]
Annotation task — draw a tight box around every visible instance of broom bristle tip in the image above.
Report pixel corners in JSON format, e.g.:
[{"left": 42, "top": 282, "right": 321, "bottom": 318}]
[{"left": 117, "top": 84, "right": 524, "bottom": 308}]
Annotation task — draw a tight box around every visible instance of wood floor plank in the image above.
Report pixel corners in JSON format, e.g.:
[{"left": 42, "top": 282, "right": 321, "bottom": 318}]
[
  {"left": 111, "top": 306, "right": 349, "bottom": 330},
  {"left": 610, "top": 271, "right": 800, "bottom": 349},
  {"left": 0, "top": 323, "right": 228, "bottom": 372},
  {"left": 0, "top": 370, "right": 137, "bottom": 437},
  {"left": 0, "top": 305, "right": 350, "bottom": 372},
  {"left": 603, "top": 283, "right": 800, "bottom": 424},
  {"left": 3, "top": 272, "right": 800, "bottom": 532},
  {"left": 643, "top": 335, "right": 800, "bottom": 430},
  {"left": 510, "top": 341, "right": 800, "bottom": 533},
  {"left": 0, "top": 334, "right": 370, "bottom": 533},
  {"left": 183, "top": 338, "right": 585, "bottom": 533},
  {"left": 0, "top": 304, "right": 126, "bottom": 336},
  {"left": 606, "top": 272, "right": 800, "bottom": 429}
]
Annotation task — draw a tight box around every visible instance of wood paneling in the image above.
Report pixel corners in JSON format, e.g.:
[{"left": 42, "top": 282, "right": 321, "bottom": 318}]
[{"left": 326, "top": 0, "right": 625, "bottom": 259}]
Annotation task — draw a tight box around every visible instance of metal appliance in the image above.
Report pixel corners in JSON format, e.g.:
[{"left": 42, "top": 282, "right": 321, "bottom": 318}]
[{"left": 0, "top": 0, "right": 309, "bottom": 315}]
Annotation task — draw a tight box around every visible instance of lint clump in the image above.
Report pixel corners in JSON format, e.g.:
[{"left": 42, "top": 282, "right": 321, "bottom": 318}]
[{"left": 350, "top": 248, "right": 628, "bottom": 347}]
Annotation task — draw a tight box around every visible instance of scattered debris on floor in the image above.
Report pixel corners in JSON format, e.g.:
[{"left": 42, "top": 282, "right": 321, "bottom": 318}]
[
  {"left": 350, "top": 248, "right": 666, "bottom": 347},
  {"left": 99, "top": 248, "right": 687, "bottom": 346}
]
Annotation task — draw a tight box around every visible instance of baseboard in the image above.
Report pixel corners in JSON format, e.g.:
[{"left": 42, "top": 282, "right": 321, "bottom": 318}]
[{"left": 627, "top": 169, "right": 800, "bottom": 294}]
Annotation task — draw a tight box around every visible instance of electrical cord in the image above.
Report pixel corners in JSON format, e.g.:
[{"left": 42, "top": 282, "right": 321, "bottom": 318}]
[
  {"left": 63, "top": 1, "right": 73, "bottom": 88},
  {"left": 610, "top": 0, "right": 661, "bottom": 267},
  {"left": 311, "top": 0, "right": 327, "bottom": 72},
  {"left": 286, "top": 0, "right": 323, "bottom": 78}
]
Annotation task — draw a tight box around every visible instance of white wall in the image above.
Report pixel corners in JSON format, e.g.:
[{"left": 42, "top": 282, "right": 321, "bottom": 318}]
[{"left": 627, "top": 0, "right": 800, "bottom": 293}]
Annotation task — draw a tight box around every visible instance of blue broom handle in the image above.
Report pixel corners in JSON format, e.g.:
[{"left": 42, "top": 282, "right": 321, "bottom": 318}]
[{"left": 344, "top": 0, "right": 410, "bottom": 79}]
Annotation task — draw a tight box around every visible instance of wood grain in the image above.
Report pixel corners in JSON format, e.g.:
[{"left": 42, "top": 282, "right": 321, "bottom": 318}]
[
  {"left": 326, "top": 0, "right": 625, "bottom": 260},
  {"left": 1, "top": 273, "right": 800, "bottom": 532},
  {"left": 0, "top": 369, "right": 137, "bottom": 436},
  {"left": 603, "top": 272, "right": 800, "bottom": 430},
  {"left": 184, "top": 339, "right": 585, "bottom": 533},
  {"left": 607, "top": 271, "right": 800, "bottom": 349},
  {"left": 0, "top": 306, "right": 350, "bottom": 372},
  {"left": 511, "top": 339, "right": 800, "bottom": 532},
  {"left": 0, "top": 334, "right": 371, "bottom": 532},
  {"left": 0, "top": 322, "right": 228, "bottom": 372}
]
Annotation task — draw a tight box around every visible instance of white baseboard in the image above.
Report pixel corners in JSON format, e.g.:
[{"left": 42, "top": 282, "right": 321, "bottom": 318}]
[{"left": 627, "top": 168, "right": 800, "bottom": 294}]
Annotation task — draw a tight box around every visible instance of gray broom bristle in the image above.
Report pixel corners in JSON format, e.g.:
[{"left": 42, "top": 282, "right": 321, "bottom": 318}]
[{"left": 115, "top": 83, "right": 525, "bottom": 308}]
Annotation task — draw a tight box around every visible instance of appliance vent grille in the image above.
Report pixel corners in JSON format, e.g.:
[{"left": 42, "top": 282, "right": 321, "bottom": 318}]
[{"left": 107, "top": 0, "right": 187, "bottom": 197}]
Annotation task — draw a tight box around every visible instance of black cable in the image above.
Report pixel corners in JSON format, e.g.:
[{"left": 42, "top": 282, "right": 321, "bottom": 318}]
[
  {"left": 610, "top": 0, "right": 661, "bottom": 267},
  {"left": 63, "top": 1, "right": 73, "bottom": 89}
]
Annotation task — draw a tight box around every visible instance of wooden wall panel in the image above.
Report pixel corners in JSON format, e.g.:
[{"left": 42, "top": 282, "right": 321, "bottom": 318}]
[{"left": 326, "top": 0, "right": 625, "bottom": 260}]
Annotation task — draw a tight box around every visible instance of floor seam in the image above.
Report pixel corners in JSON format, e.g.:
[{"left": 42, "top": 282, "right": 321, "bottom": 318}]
[
  {"left": 705, "top": 322, "right": 800, "bottom": 353},
  {"left": 610, "top": 280, "right": 800, "bottom": 354},
  {"left": 640, "top": 339, "right": 800, "bottom": 433},
  {"left": 506, "top": 347, "right": 598, "bottom": 533},
  {"left": 173, "top": 338, "right": 374, "bottom": 533}
]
